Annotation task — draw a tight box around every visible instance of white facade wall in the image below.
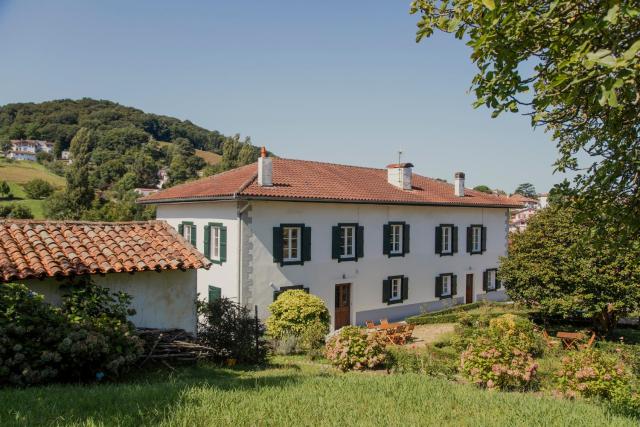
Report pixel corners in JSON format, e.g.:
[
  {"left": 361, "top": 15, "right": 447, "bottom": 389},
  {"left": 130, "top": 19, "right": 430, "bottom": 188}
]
[
  {"left": 246, "top": 201, "right": 509, "bottom": 325},
  {"left": 156, "top": 201, "right": 240, "bottom": 302},
  {"left": 25, "top": 269, "right": 198, "bottom": 333}
]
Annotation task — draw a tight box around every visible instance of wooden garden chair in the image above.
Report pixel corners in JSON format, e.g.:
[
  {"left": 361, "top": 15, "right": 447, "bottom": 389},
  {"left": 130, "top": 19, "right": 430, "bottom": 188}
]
[
  {"left": 542, "top": 329, "right": 560, "bottom": 348},
  {"left": 380, "top": 318, "right": 389, "bottom": 329},
  {"left": 580, "top": 331, "right": 597, "bottom": 349}
]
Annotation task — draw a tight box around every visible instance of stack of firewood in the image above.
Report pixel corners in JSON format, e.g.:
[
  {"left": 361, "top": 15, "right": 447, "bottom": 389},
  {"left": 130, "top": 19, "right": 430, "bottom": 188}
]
[{"left": 137, "top": 328, "right": 218, "bottom": 368}]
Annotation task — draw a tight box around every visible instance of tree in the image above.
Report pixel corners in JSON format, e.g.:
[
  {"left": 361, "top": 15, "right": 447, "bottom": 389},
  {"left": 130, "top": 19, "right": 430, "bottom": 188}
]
[
  {"left": 63, "top": 128, "right": 95, "bottom": 217},
  {"left": 23, "top": 179, "right": 55, "bottom": 199},
  {"left": 499, "top": 207, "right": 640, "bottom": 333},
  {"left": 0, "top": 181, "right": 10, "bottom": 199},
  {"left": 473, "top": 185, "right": 492, "bottom": 194},
  {"left": 0, "top": 139, "right": 11, "bottom": 157},
  {"left": 514, "top": 183, "right": 537, "bottom": 199},
  {"left": 411, "top": 1, "right": 640, "bottom": 241}
]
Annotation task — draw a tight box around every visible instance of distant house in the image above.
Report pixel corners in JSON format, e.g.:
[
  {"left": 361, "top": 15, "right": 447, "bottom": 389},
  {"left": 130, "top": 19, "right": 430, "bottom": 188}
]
[
  {"left": 7, "top": 139, "right": 54, "bottom": 161},
  {"left": 0, "top": 220, "right": 210, "bottom": 333},
  {"left": 139, "top": 150, "right": 520, "bottom": 328},
  {"left": 538, "top": 193, "right": 549, "bottom": 209},
  {"left": 509, "top": 208, "right": 537, "bottom": 233},
  {"left": 60, "top": 150, "right": 72, "bottom": 163},
  {"left": 134, "top": 188, "right": 160, "bottom": 197},
  {"left": 507, "top": 194, "right": 539, "bottom": 210},
  {"left": 157, "top": 168, "right": 169, "bottom": 188}
]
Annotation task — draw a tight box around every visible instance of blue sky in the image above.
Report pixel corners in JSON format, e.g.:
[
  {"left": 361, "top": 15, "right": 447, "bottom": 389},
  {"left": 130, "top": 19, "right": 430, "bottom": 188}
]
[{"left": 0, "top": 0, "right": 565, "bottom": 193}]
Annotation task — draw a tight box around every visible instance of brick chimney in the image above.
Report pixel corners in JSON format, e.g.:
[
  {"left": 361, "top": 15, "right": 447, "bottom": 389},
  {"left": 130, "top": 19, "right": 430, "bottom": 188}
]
[
  {"left": 387, "top": 163, "right": 413, "bottom": 190},
  {"left": 454, "top": 172, "right": 465, "bottom": 197},
  {"left": 258, "top": 147, "right": 272, "bottom": 187}
]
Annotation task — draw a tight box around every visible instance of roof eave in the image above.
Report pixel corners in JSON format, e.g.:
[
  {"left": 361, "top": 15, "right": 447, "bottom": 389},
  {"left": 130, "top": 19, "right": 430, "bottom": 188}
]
[{"left": 136, "top": 195, "right": 237, "bottom": 205}]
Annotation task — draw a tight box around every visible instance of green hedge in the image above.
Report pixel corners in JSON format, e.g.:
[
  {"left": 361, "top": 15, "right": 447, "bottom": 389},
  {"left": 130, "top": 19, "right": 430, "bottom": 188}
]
[{"left": 406, "top": 302, "right": 516, "bottom": 325}]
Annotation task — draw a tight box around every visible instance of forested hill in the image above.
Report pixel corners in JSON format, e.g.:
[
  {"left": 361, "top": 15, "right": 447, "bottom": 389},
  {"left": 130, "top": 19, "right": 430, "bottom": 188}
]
[{"left": 0, "top": 98, "right": 260, "bottom": 221}]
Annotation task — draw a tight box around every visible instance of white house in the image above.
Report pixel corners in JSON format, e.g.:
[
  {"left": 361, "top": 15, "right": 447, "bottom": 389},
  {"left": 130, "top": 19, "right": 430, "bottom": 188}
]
[
  {"left": 0, "top": 220, "right": 210, "bottom": 333},
  {"left": 139, "top": 151, "right": 520, "bottom": 329},
  {"left": 7, "top": 139, "right": 54, "bottom": 161}
]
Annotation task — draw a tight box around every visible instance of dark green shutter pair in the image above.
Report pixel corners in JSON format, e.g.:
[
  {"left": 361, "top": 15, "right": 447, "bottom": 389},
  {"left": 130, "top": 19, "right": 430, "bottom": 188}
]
[
  {"left": 204, "top": 223, "right": 227, "bottom": 264},
  {"left": 382, "top": 276, "right": 409, "bottom": 305},
  {"left": 178, "top": 222, "right": 196, "bottom": 247},
  {"left": 272, "top": 224, "right": 311, "bottom": 265},
  {"left": 435, "top": 274, "right": 457, "bottom": 299},
  {"left": 466, "top": 226, "right": 487, "bottom": 254},
  {"left": 482, "top": 269, "right": 501, "bottom": 291},
  {"left": 273, "top": 285, "right": 309, "bottom": 301},
  {"left": 208, "top": 285, "right": 221, "bottom": 301},
  {"left": 382, "top": 222, "right": 410, "bottom": 257},
  {"left": 331, "top": 224, "right": 364, "bottom": 261},
  {"left": 435, "top": 225, "right": 457, "bottom": 255}
]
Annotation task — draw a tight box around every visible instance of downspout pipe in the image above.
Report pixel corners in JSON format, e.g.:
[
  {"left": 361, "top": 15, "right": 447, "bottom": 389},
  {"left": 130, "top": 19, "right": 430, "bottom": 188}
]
[{"left": 237, "top": 201, "right": 251, "bottom": 306}]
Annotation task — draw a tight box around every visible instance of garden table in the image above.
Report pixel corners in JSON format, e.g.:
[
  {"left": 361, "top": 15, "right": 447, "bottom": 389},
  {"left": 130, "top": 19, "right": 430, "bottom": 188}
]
[{"left": 556, "top": 331, "right": 585, "bottom": 350}]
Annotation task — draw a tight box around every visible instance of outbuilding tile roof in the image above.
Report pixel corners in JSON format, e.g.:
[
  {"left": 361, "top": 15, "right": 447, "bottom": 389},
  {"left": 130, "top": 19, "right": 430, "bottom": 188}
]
[
  {"left": 0, "top": 220, "right": 210, "bottom": 283},
  {"left": 139, "top": 158, "right": 521, "bottom": 208}
]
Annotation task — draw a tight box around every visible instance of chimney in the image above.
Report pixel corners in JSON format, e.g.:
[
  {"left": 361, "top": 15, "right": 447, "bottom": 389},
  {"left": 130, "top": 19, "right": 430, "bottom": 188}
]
[
  {"left": 387, "top": 163, "right": 413, "bottom": 190},
  {"left": 258, "top": 146, "right": 272, "bottom": 187},
  {"left": 454, "top": 172, "right": 465, "bottom": 197}
]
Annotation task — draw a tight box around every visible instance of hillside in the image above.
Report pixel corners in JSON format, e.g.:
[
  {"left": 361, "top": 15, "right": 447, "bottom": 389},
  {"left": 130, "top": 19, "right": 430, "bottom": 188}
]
[{"left": 0, "top": 99, "right": 259, "bottom": 220}]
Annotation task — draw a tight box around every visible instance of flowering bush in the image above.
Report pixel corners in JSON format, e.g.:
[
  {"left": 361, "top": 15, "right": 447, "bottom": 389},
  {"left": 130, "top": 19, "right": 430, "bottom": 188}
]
[
  {"left": 325, "top": 326, "right": 387, "bottom": 371},
  {"left": 266, "top": 290, "right": 330, "bottom": 353},
  {"left": 0, "top": 281, "right": 143, "bottom": 386},
  {"left": 556, "top": 348, "right": 633, "bottom": 400},
  {"left": 459, "top": 314, "right": 540, "bottom": 390}
]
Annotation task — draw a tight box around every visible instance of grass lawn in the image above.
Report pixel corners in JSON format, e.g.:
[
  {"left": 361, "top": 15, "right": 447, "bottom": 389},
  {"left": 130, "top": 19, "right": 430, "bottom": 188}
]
[{"left": 0, "top": 357, "right": 636, "bottom": 427}]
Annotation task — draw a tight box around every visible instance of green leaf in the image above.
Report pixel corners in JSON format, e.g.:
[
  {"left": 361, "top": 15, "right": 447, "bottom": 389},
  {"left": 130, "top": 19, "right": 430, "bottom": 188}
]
[
  {"left": 604, "top": 5, "right": 619, "bottom": 24},
  {"left": 623, "top": 39, "right": 640, "bottom": 61},
  {"left": 482, "top": 0, "right": 495, "bottom": 11}
]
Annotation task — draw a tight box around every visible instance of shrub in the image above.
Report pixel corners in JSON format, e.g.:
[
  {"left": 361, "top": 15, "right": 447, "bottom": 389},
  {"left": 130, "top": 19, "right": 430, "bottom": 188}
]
[
  {"left": 0, "top": 204, "right": 33, "bottom": 219},
  {"left": 266, "top": 290, "right": 330, "bottom": 352},
  {"left": 557, "top": 348, "right": 634, "bottom": 401},
  {"left": 324, "top": 326, "right": 386, "bottom": 371},
  {"left": 0, "top": 281, "right": 143, "bottom": 386},
  {"left": 197, "top": 297, "right": 268, "bottom": 364},
  {"left": 23, "top": 179, "right": 54, "bottom": 199},
  {"left": 459, "top": 314, "right": 540, "bottom": 390},
  {"left": 386, "top": 346, "right": 457, "bottom": 379}
]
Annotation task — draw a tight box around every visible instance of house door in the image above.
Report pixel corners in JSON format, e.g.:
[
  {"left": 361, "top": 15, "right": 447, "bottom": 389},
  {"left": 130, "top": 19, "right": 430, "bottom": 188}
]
[
  {"left": 335, "top": 283, "right": 351, "bottom": 329},
  {"left": 466, "top": 274, "right": 474, "bottom": 304}
]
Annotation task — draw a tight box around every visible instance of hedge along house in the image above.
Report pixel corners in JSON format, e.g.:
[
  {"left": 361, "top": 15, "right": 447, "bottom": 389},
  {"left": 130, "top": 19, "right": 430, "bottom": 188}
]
[
  {"left": 0, "top": 220, "right": 210, "bottom": 333},
  {"left": 139, "top": 149, "right": 521, "bottom": 329}
]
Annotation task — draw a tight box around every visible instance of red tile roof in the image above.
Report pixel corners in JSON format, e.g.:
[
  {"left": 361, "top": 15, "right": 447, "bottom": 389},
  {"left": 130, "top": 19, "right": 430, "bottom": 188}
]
[
  {"left": 139, "top": 158, "right": 522, "bottom": 208},
  {"left": 0, "top": 220, "right": 210, "bottom": 283}
]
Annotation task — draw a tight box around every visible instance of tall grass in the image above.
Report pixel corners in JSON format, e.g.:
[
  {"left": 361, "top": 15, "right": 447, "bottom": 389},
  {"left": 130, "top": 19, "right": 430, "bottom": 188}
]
[{"left": 0, "top": 357, "right": 636, "bottom": 426}]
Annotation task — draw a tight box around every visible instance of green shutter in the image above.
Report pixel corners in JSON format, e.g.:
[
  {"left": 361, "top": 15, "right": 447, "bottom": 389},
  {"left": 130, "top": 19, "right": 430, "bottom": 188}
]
[
  {"left": 382, "top": 279, "right": 391, "bottom": 303},
  {"left": 178, "top": 223, "right": 184, "bottom": 235},
  {"left": 208, "top": 285, "right": 221, "bottom": 301},
  {"left": 204, "top": 225, "right": 211, "bottom": 259},
  {"left": 466, "top": 226, "right": 472, "bottom": 253},
  {"left": 190, "top": 225, "right": 196, "bottom": 247},
  {"left": 402, "top": 224, "right": 410, "bottom": 255},
  {"left": 452, "top": 275, "right": 457, "bottom": 296},
  {"left": 435, "top": 226, "right": 442, "bottom": 254},
  {"left": 435, "top": 275, "right": 442, "bottom": 298},
  {"left": 401, "top": 276, "right": 408, "bottom": 301},
  {"left": 481, "top": 226, "right": 487, "bottom": 253},
  {"left": 383, "top": 224, "right": 391, "bottom": 255},
  {"left": 452, "top": 226, "right": 458, "bottom": 253},
  {"left": 273, "top": 227, "right": 283, "bottom": 264},
  {"left": 482, "top": 270, "right": 488, "bottom": 291},
  {"left": 356, "top": 225, "right": 364, "bottom": 259},
  {"left": 220, "top": 225, "right": 227, "bottom": 263},
  {"left": 302, "top": 226, "right": 311, "bottom": 262},
  {"left": 495, "top": 270, "right": 501, "bottom": 289},
  {"left": 331, "top": 226, "right": 340, "bottom": 259}
]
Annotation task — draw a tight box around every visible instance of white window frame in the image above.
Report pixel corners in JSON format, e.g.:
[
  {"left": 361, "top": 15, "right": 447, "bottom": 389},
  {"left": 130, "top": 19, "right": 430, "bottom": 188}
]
[
  {"left": 472, "top": 226, "right": 482, "bottom": 253},
  {"left": 340, "top": 225, "right": 356, "bottom": 259},
  {"left": 487, "top": 269, "right": 496, "bottom": 291},
  {"left": 183, "top": 224, "right": 192, "bottom": 242},
  {"left": 390, "top": 277, "right": 402, "bottom": 301},
  {"left": 441, "top": 226, "right": 452, "bottom": 254},
  {"left": 441, "top": 274, "right": 451, "bottom": 296},
  {"left": 210, "top": 226, "right": 221, "bottom": 261},
  {"left": 390, "top": 224, "right": 403, "bottom": 254},
  {"left": 282, "top": 226, "right": 301, "bottom": 262}
]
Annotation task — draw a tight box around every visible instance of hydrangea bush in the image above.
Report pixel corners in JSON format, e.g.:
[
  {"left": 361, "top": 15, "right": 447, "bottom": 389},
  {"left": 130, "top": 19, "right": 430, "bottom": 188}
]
[{"left": 325, "top": 326, "right": 387, "bottom": 371}]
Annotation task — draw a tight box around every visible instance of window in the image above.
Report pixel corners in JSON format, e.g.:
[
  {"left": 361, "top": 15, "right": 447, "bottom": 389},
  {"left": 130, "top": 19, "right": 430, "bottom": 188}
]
[
  {"left": 183, "top": 224, "right": 192, "bottom": 242},
  {"left": 340, "top": 225, "right": 355, "bottom": 258},
  {"left": 442, "top": 226, "right": 452, "bottom": 253},
  {"left": 487, "top": 269, "right": 496, "bottom": 291},
  {"left": 441, "top": 275, "right": 451, "bottom": 296},
  {"left": 390, "top": 224, "right": 403, "bottom": 254},
  {"left": 211, "top": 226, "right": 221, "bottom": 260},
  {"left": 472, "top": 226, "right": 481, "bottom": 253},
  {"left": 282, "top": 226, "right": 301, "bottom": 262},
  {"left": 178, "top": 221, "right": 196, "bottom": 247},
  {"left": 208, "top": 285, "right": 221, "bottom": 301},
  {"left": 390, "top": 277, "right": 402, "bottom": 301}
]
